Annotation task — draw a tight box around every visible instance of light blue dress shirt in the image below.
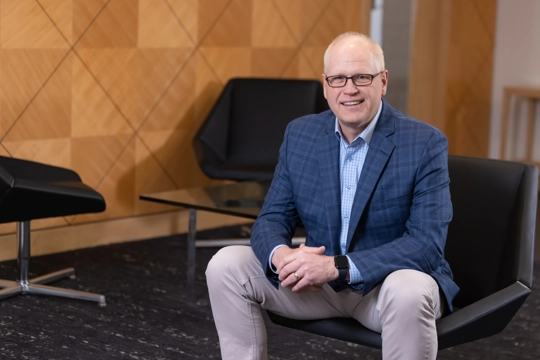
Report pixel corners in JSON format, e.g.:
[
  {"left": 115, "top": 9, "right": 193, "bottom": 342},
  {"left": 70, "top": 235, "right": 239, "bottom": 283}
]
[{"left": 335, "top": 102, "right": 382, "bottom": 286}]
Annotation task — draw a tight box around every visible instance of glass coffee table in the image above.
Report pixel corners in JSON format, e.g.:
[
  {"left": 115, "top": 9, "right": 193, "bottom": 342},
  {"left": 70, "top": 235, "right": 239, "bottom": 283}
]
[{"left": 139, "top": 181, "right": 271, "bottom": 302}]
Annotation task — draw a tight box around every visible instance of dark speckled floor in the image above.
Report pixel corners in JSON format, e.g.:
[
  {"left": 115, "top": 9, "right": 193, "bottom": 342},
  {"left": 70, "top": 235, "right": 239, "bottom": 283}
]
[{"left": 0, "top": 224, "right": 538, "bottom": 360}]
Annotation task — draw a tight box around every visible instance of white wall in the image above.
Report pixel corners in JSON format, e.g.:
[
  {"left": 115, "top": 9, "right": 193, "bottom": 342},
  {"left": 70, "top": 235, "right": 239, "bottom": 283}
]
[
  {"left": 490, "top": 0, "right": 540, "bottom": 159},
  {"left": 370, "top": 0, "right": 384, "bottom": 45},
  {"left": 381, "top": 0, "right": 413, "bottom": 114}
]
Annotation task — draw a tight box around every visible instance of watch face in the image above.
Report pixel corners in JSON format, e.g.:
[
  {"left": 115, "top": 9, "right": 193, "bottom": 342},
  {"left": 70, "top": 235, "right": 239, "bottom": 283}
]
[{"left": 335, "top": 255, "right": 349, "bottom": 269}]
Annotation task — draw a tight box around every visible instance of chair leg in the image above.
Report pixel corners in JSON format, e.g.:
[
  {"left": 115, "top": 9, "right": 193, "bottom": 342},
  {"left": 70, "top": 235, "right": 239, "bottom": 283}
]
[
  {"left": 30, "top": 267, "right": 75, "bottom": 284},
  {"left": 0, "top": 284, "right": 24, "bottom": 300},
  {"left": 0, "top": 221, "right": 106, "bottom": 306},
  {"left": 0, "top": 279, "right": 17, "bottom": 288},
  {"left": 25, "top": 283, "right": 106, "bottom": 304}
]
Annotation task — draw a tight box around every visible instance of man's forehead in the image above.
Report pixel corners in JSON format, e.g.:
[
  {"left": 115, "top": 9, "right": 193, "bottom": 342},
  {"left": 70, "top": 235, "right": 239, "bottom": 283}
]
[
  {"left": 328, "top": 44, "right": 373, "bottom": 68},
  {"left": 335, "top": 37, "right": 371, "bottom": 51}
]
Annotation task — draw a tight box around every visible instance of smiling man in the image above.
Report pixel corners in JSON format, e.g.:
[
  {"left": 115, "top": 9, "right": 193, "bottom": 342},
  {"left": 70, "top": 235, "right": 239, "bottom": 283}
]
[
  {"left": 322, "top": 33, "right": 387, "bottom": 143},
  {"left": 206, "top": 32, "right": 459, "bottom": 360}
]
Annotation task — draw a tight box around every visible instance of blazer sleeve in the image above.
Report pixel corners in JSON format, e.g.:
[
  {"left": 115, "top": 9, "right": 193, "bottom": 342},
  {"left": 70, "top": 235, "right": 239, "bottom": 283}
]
[
  {"left": 348, "top": 130, "right": 452, "bottom": 295},
  {"left": 250, "top": 123, "right": 301, "bottom": 288}
]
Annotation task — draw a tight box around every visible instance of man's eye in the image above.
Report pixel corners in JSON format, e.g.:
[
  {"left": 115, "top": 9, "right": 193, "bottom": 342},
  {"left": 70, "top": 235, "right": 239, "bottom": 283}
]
[
  {"left": 333, "top": 76, "right": 346, "bottom": 81},
  {"left": 355, "top": 75, "right": 369, "bottom": 80}
]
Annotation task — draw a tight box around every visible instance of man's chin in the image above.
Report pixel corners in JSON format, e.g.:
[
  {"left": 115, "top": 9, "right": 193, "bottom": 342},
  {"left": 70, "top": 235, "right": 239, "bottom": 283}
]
[{"left": 338, "top": 117, "right": 369, "bottom": 128}]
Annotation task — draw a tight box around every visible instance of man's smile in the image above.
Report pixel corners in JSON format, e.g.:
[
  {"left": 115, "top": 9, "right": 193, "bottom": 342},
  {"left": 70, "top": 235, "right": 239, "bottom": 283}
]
[{"left": 341, "top": 99, "right": 363, "bottom": 107}]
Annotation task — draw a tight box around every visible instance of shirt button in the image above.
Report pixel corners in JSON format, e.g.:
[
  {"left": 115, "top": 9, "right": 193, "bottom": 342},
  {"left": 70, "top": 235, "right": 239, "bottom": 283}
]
[{"left": 346, "top": 187, "right": 350, "bottom": 190}]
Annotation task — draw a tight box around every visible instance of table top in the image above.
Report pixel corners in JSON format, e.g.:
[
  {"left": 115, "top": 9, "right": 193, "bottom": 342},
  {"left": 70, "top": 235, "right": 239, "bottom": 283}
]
[{"left": 139, "top": 181, "right": 271, "bottom": 219}]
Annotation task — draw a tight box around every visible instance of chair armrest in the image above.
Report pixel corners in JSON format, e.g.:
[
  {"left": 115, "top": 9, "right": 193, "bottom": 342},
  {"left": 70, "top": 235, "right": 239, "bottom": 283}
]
[
  {"left": 14, "top": 179, "right": 103, "bottom": 199},
  {"left": 267, "top": 281, "right": 531, "bottom": 351},
  {"left": 437, "top": 281, "right": 531, "bottom": 349},
  {"left": 1, "top": 179, "right": 105, "bottom": 223},
  {"left": 0, "top": 157, "right": 81, "bottom": 182}
]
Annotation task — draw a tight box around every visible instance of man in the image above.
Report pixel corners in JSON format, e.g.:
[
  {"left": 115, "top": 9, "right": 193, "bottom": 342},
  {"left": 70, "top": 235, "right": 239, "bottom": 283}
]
[{"left": 206, "top": 32, "right": 459, "bottom": 360}]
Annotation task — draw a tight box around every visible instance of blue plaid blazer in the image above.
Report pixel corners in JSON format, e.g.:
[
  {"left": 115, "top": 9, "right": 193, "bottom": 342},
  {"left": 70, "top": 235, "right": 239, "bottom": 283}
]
[{"left": 251, "top": 100, "right": 459, "bottom": 311}]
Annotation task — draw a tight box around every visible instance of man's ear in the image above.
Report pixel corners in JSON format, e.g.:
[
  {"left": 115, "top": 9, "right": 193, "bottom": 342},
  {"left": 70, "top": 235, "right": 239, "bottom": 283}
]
[
  {"left": 381, "top": 70, "right": 389, "bottom": 96},
  {"left": 321, "top": 74, "right": 328, "bottom": 99}
]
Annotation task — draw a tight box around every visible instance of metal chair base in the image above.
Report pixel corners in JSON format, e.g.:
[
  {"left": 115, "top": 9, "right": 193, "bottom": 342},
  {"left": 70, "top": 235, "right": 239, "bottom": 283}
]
[{"left": 0, "top": 221, "right": 106, "bottom": 306}]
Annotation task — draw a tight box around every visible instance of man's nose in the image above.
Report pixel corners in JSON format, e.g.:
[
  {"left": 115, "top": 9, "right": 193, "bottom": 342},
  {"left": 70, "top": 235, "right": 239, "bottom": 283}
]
[{"left": 343, "top": 78, "right": 359, "bottom": 93}]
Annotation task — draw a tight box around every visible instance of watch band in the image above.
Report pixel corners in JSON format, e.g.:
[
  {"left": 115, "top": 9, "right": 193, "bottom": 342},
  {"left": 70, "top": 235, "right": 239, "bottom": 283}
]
[
  {"left": 334, "top": 255, "right": 349, "bottom": 282},
  {"left": 337, "top": 267, "right": 348, "bottom": 282}
]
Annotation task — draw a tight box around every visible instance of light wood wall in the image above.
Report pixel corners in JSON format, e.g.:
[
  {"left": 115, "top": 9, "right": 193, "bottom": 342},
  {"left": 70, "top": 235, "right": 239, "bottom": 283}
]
[
  {"left": 0, "top": 0, "right": 371, "bottom": 259},
  {"left": 408, "top": 0, "right": 497, "bottom": 156}
]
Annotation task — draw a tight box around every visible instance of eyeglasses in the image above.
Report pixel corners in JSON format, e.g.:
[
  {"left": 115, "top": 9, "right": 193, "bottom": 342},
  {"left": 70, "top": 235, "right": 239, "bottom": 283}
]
[{"left": 325, "top": 72, "right": 382, "bottom": 88}]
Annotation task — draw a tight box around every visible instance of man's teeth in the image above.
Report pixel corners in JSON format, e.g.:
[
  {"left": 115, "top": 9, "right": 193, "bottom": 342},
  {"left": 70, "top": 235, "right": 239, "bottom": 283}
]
[{"left": 343, "top": 101, "right": 360, "bottom": 105}]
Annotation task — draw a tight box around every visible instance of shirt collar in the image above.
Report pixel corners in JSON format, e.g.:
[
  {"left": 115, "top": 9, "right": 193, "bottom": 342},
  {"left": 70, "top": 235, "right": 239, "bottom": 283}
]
[{"left": 334, "top": 101, "right": 383, "bottom": 145}]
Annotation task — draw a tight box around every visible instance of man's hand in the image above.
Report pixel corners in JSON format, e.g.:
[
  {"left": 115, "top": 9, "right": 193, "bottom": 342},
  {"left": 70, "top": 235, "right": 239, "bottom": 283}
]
[{"left": 272, "top": 244, "right": 339, "bottom": 293}]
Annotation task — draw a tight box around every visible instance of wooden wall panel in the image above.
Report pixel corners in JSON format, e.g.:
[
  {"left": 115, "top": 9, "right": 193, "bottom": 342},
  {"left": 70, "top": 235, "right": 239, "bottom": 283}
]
[
  {"left": 408, "top": 0, "right": 497, "bottom": 156},
  {"left": 0, "top": 0, "right": 371, "bottom": 256}
]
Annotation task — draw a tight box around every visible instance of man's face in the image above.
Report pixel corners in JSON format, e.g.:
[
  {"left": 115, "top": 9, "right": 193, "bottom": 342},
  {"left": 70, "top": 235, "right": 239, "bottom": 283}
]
[{"left": 322, "top": 39, "right": 388, "bottom": 138}]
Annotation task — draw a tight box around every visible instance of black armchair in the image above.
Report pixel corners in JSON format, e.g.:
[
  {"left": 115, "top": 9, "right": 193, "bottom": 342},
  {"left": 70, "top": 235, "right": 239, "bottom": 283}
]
[
  {"left": 267, "top": 155, "right": 538, "bottom": 350},
  {"left": 193, "top": 78, "right": 329, "bottom": 182},
  {"left": 0, "top": 156, "right": 107, "bottom": 305}
]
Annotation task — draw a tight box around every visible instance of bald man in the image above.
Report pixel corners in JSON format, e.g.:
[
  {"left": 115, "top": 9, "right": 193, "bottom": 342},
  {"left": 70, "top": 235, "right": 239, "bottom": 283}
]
[{"left": 206, "top": 32, "right": 458, "bottom": 360}]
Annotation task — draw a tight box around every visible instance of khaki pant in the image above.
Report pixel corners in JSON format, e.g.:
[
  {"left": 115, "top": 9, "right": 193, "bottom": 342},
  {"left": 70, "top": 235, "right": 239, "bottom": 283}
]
[{"left": 206, "top": 246, "right": 443, "bottom": 360}]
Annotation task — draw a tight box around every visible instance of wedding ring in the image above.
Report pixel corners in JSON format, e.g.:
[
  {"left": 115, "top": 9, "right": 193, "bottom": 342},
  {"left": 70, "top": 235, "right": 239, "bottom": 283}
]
[{"left": 294, "top": 272, "right": 299, "bottom": 280}]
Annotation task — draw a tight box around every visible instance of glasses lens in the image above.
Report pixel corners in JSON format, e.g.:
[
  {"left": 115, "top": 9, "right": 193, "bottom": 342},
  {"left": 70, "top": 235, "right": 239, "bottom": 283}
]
[
  {"left": 328, "top": 76, "right": 346, "bottom": 87},
  {"left": 327, "top": 74, "right": 376, "bottom": 87},
  {"left": 352, "top": 74, "right": 373, "bottom": 86}
]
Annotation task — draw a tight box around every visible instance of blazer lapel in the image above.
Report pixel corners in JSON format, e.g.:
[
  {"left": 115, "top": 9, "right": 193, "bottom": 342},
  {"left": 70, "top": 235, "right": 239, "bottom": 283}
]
[
  {"left": 346, "top": 102, "right": 396, "bottom": 247},
  {"left": 317, "top": 114, "right": 341, "bottom": 255}
]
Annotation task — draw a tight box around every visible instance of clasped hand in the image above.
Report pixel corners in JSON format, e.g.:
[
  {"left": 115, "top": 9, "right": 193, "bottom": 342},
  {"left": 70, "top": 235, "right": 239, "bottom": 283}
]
[{"left": 273, "top": 244, "right": 338, "bottom": 293}]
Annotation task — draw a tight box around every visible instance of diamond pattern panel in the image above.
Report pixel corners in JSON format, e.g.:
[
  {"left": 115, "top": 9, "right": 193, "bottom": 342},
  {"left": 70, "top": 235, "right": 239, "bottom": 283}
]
[
  {"left": 71, "top": 54, "right": 133, "bottom": 137},
  {"left": 199, "top": 46, "right": 252, "bottom": 83},
  {"left": 168, "top": 0, "right": 199, "bottom": 42},
  {"left": 75, "top": 0, "right": 138, "bottom": 48},
  {"left": 138, "top": 0, "right": 194, "bottom": 48},
  {"left": 251, "top": 48, "right": 296, "bottom": 77},
  {"left": 252, "top": 0, "right": 296, "bottom": 48},
  {"left": 273, "top": 0, "right": 331, "bottom": 42},
  {"left": 444, "top": 0, "right": 496, "bottom": 156},
  {"left": 139, "top": 52, "right": 198, "bottom": 132},
  {"left": 197, "top": 0, "right": 230, "bottom": 42},
  {"left": 70, "top": 134, "right": 132, "bottom": 189},
  {"left": 446, "top": 0, "right": 494, "bottom": 105},
  {"left": 1, "top": 0, "right": 69, "bottom": 48},
  {"left": 72, "top": 138, "right": 137, "bottom": 224},
  {"left": 408, "top": 0, "right": 497, "bottom": 157},
  {"left": 4, "top": 51, "right": 72, "bottom": 141},
  {"left": 0, "top": 49, "right": 68, "bottom": 137},
  {"left": 75, "top": 48, "right": 139, "bottom": 126},
  {"left": 3, "top": 138, "right": 71, "bottom": 168},
  {"left": 304, "top": 0, "right": 366, "bottom": 47},
  {"left": 201, "top": 0, "right": 252, "bottom": 46},
  {"left": 38, "top": 0, "right": 74, "bottom": 44},
  {"left": 0, "top": 145, "right": 9, "bottom": 156},
  {"left": 72, "top": 0, "right": 110, "bottom": 45},
  {"left": 136, "top": 49, "right": 194, "bottom": 127},
  {"left": 134, "top": 136, "right": 179, "bottom": 215},
  {"left": 0, "top": 0, "right": 368, "bottom": 236}
]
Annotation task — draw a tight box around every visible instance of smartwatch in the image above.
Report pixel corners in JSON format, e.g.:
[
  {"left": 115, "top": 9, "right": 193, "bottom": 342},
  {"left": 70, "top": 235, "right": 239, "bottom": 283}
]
[{"left": 334, "top": 255, "right": 349, "bottom": 282}]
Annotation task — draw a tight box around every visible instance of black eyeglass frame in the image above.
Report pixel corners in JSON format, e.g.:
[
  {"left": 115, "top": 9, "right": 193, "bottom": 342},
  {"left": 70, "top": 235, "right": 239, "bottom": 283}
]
[{"left": 324, "top": 72, "right": 383, "bottom": 88}]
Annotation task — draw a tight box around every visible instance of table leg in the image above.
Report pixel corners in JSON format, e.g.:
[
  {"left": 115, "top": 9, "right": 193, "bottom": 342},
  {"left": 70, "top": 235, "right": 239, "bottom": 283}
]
[{"left": 187, "top": 208, "right": 196, "bottom": 303}]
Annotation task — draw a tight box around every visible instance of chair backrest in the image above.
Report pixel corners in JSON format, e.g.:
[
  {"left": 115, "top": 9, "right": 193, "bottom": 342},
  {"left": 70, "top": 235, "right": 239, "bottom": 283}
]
[
  {"left": 445, "top": 155, "right": 537, "bottom": 308},
  {"left": 193, "top": 78, "right": 329, "bottom": 181}
]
